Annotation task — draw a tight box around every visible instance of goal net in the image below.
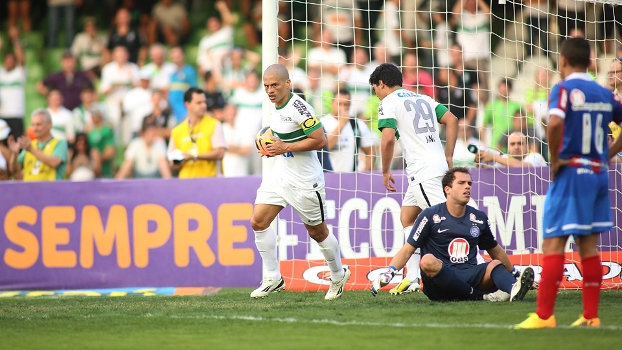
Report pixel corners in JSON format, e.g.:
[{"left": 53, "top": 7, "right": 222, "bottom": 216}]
[{"left": 269, "top": 0, "right": 622, "bottom": 291}]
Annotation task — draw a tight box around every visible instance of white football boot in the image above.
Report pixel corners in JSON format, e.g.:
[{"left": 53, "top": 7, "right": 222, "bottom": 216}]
[
  {"left": 325, "top": 268, "right": 351, "bottom": 300},
  {"left": 510, "top": 267, "right": 534, "bottom": 302},
  {"left": 250, "top": 277, "right": 286, "bottom": 298},
  {"left": 483, "top": 289, "right": 510, "bottom": 302}
]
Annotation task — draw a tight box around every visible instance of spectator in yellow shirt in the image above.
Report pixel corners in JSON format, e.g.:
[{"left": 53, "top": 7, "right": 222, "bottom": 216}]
[
  {"left": 7, "top": 109, "right": 68, "bottom": 181},
  {"left": 168, "top": 87, "right": 226, "bottom": 178}
]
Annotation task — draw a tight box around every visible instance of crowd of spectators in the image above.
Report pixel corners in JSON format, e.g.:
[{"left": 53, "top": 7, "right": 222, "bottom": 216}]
[{"left": 1, "top": 0, "right": 622, "bottom": 182}]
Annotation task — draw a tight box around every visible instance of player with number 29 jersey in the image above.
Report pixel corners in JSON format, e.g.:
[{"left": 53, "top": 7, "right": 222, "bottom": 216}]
[{"left": 377, "top": 89, "right": 450, "bottom": 183}]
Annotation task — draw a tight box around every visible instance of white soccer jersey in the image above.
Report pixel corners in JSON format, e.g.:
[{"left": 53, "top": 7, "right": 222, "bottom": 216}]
[
  {"left": 48, "top": 107, "right": 75, "bottom": 142},
  {"left": 0, "top": 66, "right": 26, "bottom": 118},
  {"left": 378, "top": 88, "right": 449, "bottom": 183},
  {"left": 141, "top": 62, "right": 176, "bottom": 91},
  {"left": 197, "top": 26, "right": 234, "bottom": 73},
  {"left": 230, "top": 86, "right": 263, "bottom": 142},
  {"left": 321, "top": 114, "right": 374, "bottom": 173},
  {"left": 269, "top": 92, "right": 325, "bottom": 190}
]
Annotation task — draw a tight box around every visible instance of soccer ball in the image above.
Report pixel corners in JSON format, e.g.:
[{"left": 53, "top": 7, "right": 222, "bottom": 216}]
[{"left": 255, "top": 126, "right": 275, "bottom": 157}]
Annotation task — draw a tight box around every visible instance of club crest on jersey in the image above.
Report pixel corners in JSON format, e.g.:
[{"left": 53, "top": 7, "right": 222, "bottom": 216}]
[
  {"left": 469, "top": 213, "right": 483, "bottom": 224},
  {"left": 470, "top": 226, "right": 480, "bottom": 237},
  {"left": 570, "top": 89, "right": 586, "bottom": 106},
  {"left": 448, "top": 238, "right": 470, "bottom": 263},
  {"left": 433, "top": 214, "right": 441, "bottom": 223}
]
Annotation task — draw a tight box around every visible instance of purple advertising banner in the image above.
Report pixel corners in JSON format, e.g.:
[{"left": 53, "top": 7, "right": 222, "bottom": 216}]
[{"left": 1, "top": 167, "right": 621, "bottom": 290}]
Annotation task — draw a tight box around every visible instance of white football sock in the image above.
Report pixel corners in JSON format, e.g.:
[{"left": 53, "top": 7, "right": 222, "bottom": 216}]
[
  {"left": 317, "top": 233, "right": 344, "bottom": 281},
  {"left": 254, "top": 227, "right": 280, "bottom": 280},
  {"left": 403, "top": 226, "right": 421, "bottom": 280}
]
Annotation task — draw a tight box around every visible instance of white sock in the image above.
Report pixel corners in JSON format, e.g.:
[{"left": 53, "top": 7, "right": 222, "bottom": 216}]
[
  {"left": 403, "top": 226, "right": 421, "bottom": 280},
  {"left": 254, "top": 227, "right": 280, "bottom": 280},
  {"left": 317, "top": 233, "right": 344, "bottom": 281}
]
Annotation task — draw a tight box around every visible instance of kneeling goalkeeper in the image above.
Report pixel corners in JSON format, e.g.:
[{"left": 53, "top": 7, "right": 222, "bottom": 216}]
[{"left": 371, "top": 167, "right": 534, "bottom": 302}]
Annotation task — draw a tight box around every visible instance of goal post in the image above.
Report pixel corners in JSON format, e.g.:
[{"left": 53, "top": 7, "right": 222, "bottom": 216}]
[{"left": 267, "top": 0, "right": 622, "bottom": 291}]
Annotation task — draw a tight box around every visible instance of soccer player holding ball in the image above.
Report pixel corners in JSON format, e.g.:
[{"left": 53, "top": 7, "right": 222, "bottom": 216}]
[
  {"left": 249, "top": 64, "right": 350, "bottom": 300},
  {"left": 515, "top": 38, "right": 622, "bottom": 328}
]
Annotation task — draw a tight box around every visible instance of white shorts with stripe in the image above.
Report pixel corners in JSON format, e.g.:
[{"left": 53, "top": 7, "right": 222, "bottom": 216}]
[
  {"left": 402, "top": 176, "right": 446, "bottom": 208},
  {"left": 254, "top": 176, "right": 327, "bottom": 227}
]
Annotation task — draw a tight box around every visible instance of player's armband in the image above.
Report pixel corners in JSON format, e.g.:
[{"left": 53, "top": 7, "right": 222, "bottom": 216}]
[{"left": 301, "top": 116, "right": 322, "bottom": 134}]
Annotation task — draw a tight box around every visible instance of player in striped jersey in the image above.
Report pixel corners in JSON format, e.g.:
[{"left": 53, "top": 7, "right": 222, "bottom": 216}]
[{"left": 249, "top": 64, "right": 350, "bottom": 300}]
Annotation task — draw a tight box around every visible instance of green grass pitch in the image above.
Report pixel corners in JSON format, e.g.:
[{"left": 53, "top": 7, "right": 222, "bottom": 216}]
[{"left": 1, "top": 289, "right": 621, "bottom": 350}]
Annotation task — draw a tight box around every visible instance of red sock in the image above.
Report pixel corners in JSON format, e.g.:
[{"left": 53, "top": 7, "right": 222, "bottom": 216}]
[
  {"left": 581, "top": 255, "right": 602, "bottom": 319},
  {"left": 536, "top": 254, "right": 565, "bottom": 320}
]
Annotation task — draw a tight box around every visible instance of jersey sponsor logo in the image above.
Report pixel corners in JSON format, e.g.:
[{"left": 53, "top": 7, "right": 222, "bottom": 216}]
[
  {"left": 292, "top": 99, "right": 313, "bottom": 118},
  {"left": 425, "top": 135, "right": 435, "bottom": 143},
  {"left": 470, "top": 226, "right": 480, "bottom": 237},
  {"left": 577, "top": 167, "right": 594, "bottom": 175},
  {"left": 301, "top": 116, "right": 320, "bottom": 131},
  {"left": 469, "top": 213, "right": 483, "bottom": 224},
  {"left": 412, "top": 217, "right": 428, "bottom": 241},
  {"left": 448, "top": 238, "right": 470, "bottom": 263},
  {"left": 570, "top": 89, "right": 586, "bottom": 106},
  {"left": 281, "top": 115, "right": 293, "bottom": 122},
  {"left": 378, "top": 105, "right": 384, "bottom": 116},
  {"left": 571, "top": 102, "right": 612, "bottom": 112}
]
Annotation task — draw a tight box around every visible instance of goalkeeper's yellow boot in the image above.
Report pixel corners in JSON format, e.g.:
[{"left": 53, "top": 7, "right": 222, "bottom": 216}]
[
  {"left": 570, "top": 315, "right": 601, "bottom": 327},
  {"left": 389, "top": 278, "right": 420, "bottom": 295},
  {"left": 514, "top": 313, "right": 557, "bottom": 329}
]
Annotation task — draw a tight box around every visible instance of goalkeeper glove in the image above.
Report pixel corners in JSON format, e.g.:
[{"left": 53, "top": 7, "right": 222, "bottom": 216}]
[{"left": 370, "top": 266, "right": 397, "bottom": 297}]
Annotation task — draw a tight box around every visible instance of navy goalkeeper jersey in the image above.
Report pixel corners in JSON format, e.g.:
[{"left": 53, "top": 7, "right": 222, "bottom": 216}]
[{"left": 407, "top": 203, "right": 498, "bottom": 267}]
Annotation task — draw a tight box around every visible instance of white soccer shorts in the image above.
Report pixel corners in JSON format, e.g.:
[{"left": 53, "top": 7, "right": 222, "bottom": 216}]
[
  {"left": 402, "top": 176, "right": 446, "bottom": 208},
  {"left": 255, "top": 176, "right": 327, "bottom": 227}
]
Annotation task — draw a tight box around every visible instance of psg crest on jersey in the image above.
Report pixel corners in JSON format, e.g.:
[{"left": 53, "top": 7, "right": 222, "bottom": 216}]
[{"left": 470, "top": 226, "right": 480, "bottom": 237}]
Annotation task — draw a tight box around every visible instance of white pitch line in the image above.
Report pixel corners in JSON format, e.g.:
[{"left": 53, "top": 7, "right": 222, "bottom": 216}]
[
  {"left": 10, "top": 313, "right": 622, "bottom": 331},
  {"left": 167, "top": 314, "right": 622, "bottom": 331}
]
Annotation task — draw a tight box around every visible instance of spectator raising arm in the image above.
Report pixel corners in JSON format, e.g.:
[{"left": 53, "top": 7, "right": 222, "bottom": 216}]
[{"left": 7, "top": 135, "right": 23, "bottom": 180}]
